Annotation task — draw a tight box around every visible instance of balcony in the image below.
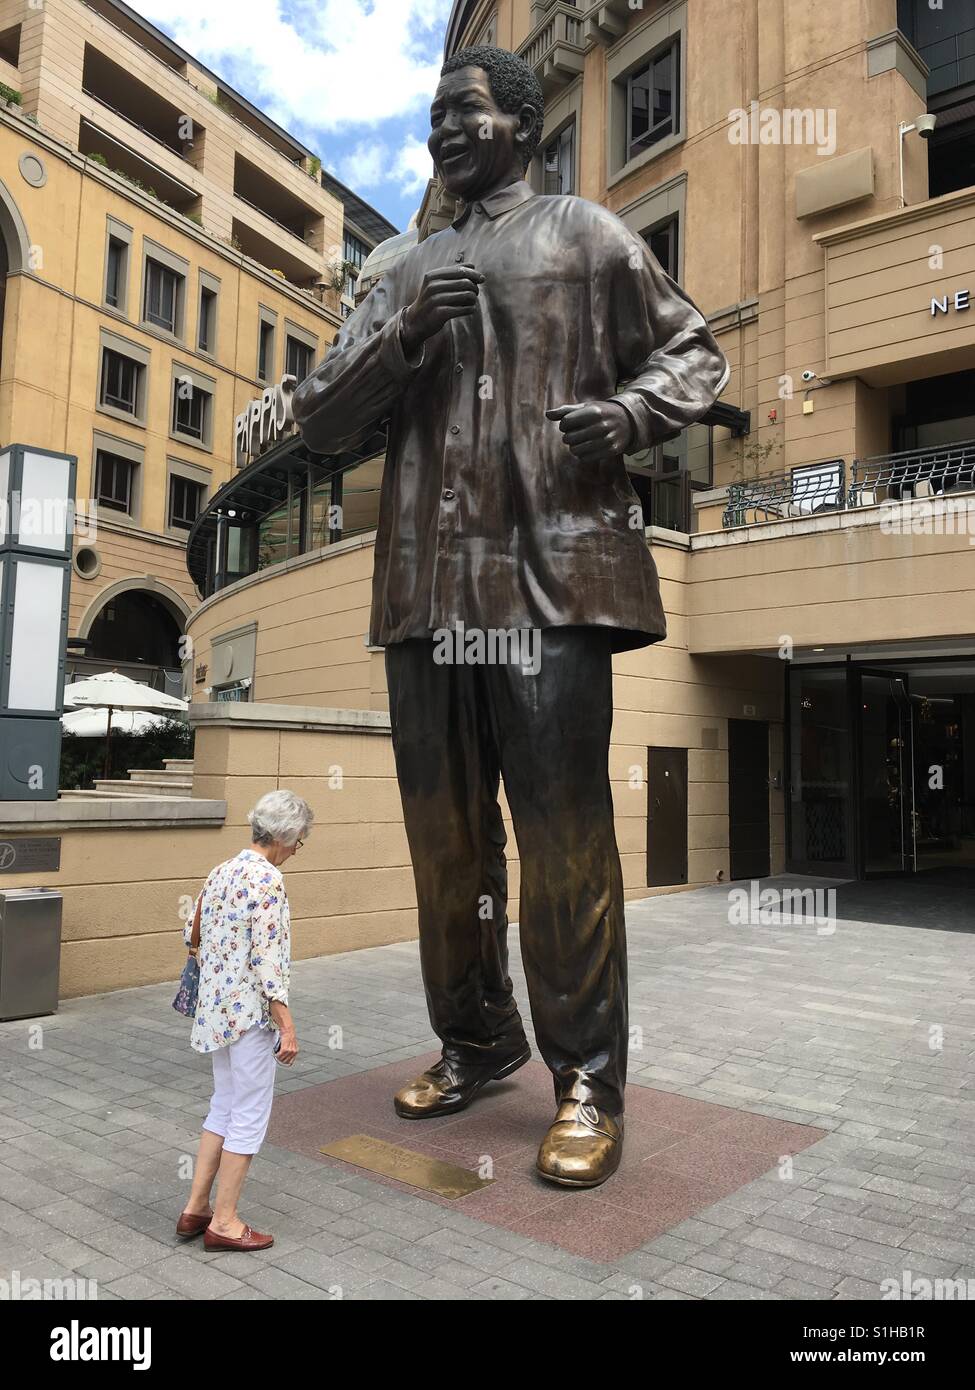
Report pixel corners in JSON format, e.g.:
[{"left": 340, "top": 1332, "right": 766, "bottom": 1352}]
[
  {"left": 518, "top": 3, "right": 586, "bottom": 97},
  {"left": 83, "top": 0, "right": 188, "bottom": 76},
  {"left": 723, "top": 440, "right": 975, "bottom": 527},
  {"left": 585, "top": 0, "right": 633, "bottom": 47},
  {"left": 81, "top": 44, "right": 204, "bottom": 168},
  {"left": 215, "top": 88, "right": 306, "bottom": 167},
  {"left": 79, "top": 118, "right": 201, "bottom": 217},
  {"left": 690, "top": 440, "right": 975, "bottom": 658},
  {"left": 230, "top": 217, "right": 322, "bottom": 292},
  {"left": 234, "top": 153, "right": 324, "bottom": 244},
  {"left": 0, "top": 22, "right": 20, "bottom": 91}
]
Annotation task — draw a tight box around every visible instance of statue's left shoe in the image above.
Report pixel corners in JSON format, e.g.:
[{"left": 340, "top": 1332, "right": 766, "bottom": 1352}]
[{"left": 536, "top": 1101, "right": 623, "bottom": 1188}]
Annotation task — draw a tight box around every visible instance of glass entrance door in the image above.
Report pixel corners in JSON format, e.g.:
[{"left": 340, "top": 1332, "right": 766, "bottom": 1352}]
[
  {"left": 858, "top": 670, "right": 916, "bottom": 875},
  {"left": 788, "top": 665, "right": 855, "bottom": 876}
]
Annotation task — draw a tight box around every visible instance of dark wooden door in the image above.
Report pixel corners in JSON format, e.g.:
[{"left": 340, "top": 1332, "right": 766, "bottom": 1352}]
[
  {"left": 729, "top": 719, "right": 770, "bottom": 880},
  {"left": 647, "top": 746, "right": 688, "bottom": 886}
]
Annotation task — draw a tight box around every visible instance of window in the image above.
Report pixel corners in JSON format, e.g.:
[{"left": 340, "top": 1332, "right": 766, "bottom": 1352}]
[
  {"left": 105, "top": 236, "right": 127, "bottom": 309},
  {"left": 173, "top": 380, "right": 211, "bottom": 442},
  {"left": 143, "top": 257, "right": 183, "bottom": 334},
  {"left": 543, "top": 123, "right": 575, "bottom": 196},
  {"left": 897, "top": 0, "right": 975, "bottom": 98},
  {"left": 645, "top": 215, "right": 679, "bottom": 281},
  {"left": 258, "top": 318, "right": 275, "bottom": 381},
  {"left": 100, "top": 349, "right": 140, "bottom": 415},
  {"left": 103, "top": 219, "right": 132, "bottom": 314},
  {"left": 198, "top": 286, "right": 217, "bottom": 353},
  {"left": 628, "top": 41, "right": 680, "bottom": 162},
  {"left": 343, "top": 231, "right": 369, "bottom": 300},
  {"left": 285, "top": 334, "right": 313, "bottom": 384},
  {"left": 168, "top": 472, "right": 204, "bottom": 530},
  {"left": 94, "top": 450, "right": 135, "bottom": 514}
]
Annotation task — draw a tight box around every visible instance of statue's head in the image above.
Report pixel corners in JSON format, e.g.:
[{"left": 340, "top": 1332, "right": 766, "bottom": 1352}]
[{"left": 429, "top": 45, "right": 545, "bottom": 201}]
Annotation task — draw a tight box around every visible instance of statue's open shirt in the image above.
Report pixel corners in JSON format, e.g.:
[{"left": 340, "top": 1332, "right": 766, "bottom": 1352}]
[{"left": 293, "top": 181, "right": 729, "bottom": 652}]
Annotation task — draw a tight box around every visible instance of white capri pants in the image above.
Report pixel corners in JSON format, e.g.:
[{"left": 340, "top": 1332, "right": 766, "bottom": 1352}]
[{"left": 203, "top": 1024, "right": 278, "bottom": 1155}]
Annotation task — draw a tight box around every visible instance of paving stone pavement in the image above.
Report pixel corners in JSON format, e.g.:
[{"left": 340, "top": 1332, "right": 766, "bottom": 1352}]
[{"left": 1, "top": 875, "right": 974, "bottom": 1301}]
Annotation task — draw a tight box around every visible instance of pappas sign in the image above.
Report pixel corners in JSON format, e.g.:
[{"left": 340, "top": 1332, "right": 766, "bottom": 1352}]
[{"left": 234, "top": 374, "right": 298, "bottom": 468}]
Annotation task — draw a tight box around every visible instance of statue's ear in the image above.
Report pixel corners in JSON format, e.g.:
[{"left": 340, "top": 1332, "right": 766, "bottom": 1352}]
[{"left": 516, "top": 102, "right": 537, "bottom": 151}]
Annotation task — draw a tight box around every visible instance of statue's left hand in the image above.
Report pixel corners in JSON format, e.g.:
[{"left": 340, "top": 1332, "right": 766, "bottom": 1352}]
[{"left": 546, "top": 401, "right": 634, "bottom": 464}]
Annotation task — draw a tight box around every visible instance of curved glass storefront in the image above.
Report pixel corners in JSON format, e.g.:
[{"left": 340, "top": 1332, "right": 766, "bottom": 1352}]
[{"left": 185, "top": 427, "right": 387, "bottom": 598}]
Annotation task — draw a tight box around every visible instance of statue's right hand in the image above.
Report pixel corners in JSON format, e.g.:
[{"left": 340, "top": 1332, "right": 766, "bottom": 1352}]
[{"left": 401, "top": 264, "right": 484, "bottom": 356}]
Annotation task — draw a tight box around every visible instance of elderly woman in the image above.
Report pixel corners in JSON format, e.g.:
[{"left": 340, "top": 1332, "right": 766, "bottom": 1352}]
[{"left": 176, "top": 789, "right": 313, "bottom": 1252}]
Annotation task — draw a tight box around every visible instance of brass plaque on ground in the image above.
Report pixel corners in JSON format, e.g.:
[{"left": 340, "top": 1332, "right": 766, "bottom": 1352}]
[{"left": 320, "top": 1134, "right": 493, "bottom": 1198}]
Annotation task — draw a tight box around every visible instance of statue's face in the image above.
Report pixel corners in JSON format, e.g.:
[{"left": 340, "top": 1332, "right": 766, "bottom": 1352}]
[{"left": 428, "top": 66, "right": 531, "bottom": 199}]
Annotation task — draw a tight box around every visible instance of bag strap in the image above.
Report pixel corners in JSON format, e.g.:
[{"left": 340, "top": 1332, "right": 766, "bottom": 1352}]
[{"left": 189, "top": 891, "right": 203, "bottom": 954}]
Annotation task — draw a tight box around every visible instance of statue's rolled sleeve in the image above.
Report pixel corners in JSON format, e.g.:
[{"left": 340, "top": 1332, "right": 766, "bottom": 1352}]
[{"left": 609, "top": 228, "right": 730, "bottom": 453}]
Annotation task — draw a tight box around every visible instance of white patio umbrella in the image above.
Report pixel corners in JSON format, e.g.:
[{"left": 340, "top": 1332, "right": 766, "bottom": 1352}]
[
  {"left": 63, "top": 671, "right": 187, "bottom": 775},
  {"left": 61, "top": 707, "right": 171, "bottom": 738}
]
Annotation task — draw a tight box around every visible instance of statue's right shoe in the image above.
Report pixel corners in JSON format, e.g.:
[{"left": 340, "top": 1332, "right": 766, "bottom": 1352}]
[{"left": 394, "top": 1044, "right": 531, "bottom": 1119}]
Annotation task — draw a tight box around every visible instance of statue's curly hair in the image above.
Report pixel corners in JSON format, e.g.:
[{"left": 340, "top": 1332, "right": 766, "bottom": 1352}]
[{"left": 440, "top": 45, "right": 545, "bottom": 170}]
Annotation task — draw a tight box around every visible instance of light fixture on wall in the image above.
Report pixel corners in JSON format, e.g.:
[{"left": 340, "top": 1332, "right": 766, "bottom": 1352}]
[
  {"left": 0, "top": 445, "right": 77, "bottom": 801},
  {"left": 899, "top": 114, "right": 937, "bottom": 208}
]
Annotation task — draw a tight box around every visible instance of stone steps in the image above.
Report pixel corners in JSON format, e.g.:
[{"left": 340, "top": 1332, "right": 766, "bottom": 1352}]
[
  {"left": 61, "top": 758, "right": 196, "bottom": 800},
  {"left": 59, "top": 788, "right": 192, "bottom": 802},
  {"left": 93, "top": 776, "right": 193, "bottom": 797}
]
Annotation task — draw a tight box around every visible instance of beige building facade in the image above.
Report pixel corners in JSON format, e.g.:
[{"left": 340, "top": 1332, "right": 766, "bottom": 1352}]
[{"left": 0, "top": 0, "right": 394, "bottom": 695}]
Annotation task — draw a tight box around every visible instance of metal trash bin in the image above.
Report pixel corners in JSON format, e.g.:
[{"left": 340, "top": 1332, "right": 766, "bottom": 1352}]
[{"left": 0, "top": 888, "right": 62, "bottom": 1020}]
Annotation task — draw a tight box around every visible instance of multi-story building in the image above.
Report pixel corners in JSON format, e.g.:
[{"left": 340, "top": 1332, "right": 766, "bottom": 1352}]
[
  {"left": 415, "top": 0, "right": 975, "bottom": 886},
  {"left": 0, "top": 0, "right": 395, "bottom": 697}
]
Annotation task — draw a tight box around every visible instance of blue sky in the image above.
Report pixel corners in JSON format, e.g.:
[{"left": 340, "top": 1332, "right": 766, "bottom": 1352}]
[{"left": 137, "top": 0, "right": 453, "bottom": 233}]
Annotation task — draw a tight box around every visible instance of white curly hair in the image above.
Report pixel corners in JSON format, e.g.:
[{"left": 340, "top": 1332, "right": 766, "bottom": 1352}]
[{"left": 247, "top": 790, "right": 314, "bottom": 847}]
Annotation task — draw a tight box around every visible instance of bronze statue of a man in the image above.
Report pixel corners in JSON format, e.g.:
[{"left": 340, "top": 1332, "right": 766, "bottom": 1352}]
[{"left": 294, "top": 45, "right": 728, "bottom": 1187}]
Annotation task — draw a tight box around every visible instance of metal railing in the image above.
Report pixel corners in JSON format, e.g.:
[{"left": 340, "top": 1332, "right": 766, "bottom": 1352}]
[
  {"left": 80, "top": 84, "right": 188, "bottom": 161},
  {"left": 724, "top": 440, "right": 975, "bottom": 527},
  {"left": 849, "top": 440, "right": 975, "bottom": 506},
  {"left": 724, "top": 459, "right": 846, "bottom": 527}
]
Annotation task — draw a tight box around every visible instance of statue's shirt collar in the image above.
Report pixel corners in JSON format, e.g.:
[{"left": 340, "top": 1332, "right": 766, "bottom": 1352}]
[{"left": 452, "top": 180, "right": 536, "bottom": 228}]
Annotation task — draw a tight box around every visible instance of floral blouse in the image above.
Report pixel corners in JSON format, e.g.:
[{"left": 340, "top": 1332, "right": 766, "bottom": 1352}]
[{"left": 183, "top": 848, "right": 290, "bottom": 1054}]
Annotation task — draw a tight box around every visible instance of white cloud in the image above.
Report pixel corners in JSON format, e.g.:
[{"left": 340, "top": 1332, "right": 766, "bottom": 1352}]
[
  {"left": 393, "top": 134, "right": 434, "bottom": 195},
  {"left": 339, "top": 135, "right": 433, "bottom": 198},
  {"left": 339, "top": 141, "right": 389, "bottom": 190},
  {"left": 138, "top": 0, "right": 451, "bottom": 131}
]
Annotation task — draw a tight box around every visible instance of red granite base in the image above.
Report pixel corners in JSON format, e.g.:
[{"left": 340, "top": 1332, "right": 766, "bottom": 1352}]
[{"left": 267, "top": 1054, "right": 826, "bottom": 1263}]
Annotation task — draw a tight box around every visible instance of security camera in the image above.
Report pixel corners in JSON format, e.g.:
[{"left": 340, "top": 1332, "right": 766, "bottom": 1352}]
[
  {"left": 801, "top": 370, "right": 817, "bottom": 383},
  {"left": 916, "top": 113, "right": 937, "bottom": 139}
]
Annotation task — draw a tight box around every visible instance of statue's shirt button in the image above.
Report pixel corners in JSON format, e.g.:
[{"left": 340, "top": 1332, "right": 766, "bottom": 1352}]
[{"left": 450, "top": 425, "right": 461, "bottom": 434}]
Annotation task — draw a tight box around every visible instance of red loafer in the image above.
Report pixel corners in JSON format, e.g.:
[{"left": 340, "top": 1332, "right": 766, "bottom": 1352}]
[
  {"left": 203, "top": 1224, "right": 274, "bottom": 1252},
  {"left": 176, "top": 1209, "right": 212, "bottom": 1239}
]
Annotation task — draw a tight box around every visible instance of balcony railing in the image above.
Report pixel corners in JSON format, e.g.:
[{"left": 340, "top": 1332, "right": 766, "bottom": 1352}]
[
  {"left": 849, "top": 441, "right": 975, "bottom": 506},
  {"left": 724, "top": 459, "right": 846, "bottom": 527},
  {"left": 519, "top": 4, "right": 586, "bottom": 94},
  {"left": 723, "top": 440, "right": 975, "bottom": 527}
]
